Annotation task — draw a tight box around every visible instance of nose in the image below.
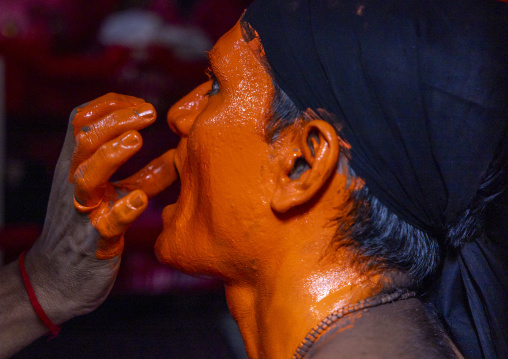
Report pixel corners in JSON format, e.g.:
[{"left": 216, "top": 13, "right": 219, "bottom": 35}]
[{"left": 167, "top": 81, "right": 212, "bottom": 137}]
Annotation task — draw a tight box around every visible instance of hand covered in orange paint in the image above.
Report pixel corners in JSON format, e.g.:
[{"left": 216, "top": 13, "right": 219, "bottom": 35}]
[
  {"left": 23, "top": 93, "right": 177, "bottom": 325},
  {"left": 69, "top": 93, "right": 177, "bottom": 259}
]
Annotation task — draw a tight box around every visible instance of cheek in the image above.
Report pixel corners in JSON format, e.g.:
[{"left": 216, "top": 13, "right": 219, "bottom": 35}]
[{"left": 188, "top": 119, "right": 275, "bottom": 230}]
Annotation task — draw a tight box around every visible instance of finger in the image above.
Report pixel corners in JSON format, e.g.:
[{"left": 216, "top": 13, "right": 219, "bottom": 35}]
[
  {"left": 70, "top": 103, "right": 156, "bottom": 179},
  {"left": 94, "top": 190, "right": 148, "bottom": 259},
  {"left": 61, "top": 94, "right": 144, "bottom": 175},
  {"left": 96, "top": 190, "right": 148, "bottom": 238},
  {"left": 115, "top": 149, "right": 178, "bottom": 198},
  {"left": 73, "top": 130, "right": 142, "bottom": 206},
  {"left": 72, "top": 93, "right": 145, "bottom": 137}
]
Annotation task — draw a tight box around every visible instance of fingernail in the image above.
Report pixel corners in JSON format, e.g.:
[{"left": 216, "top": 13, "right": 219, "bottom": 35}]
[
  {"left": 130, "top": 194, "right": 145, "bottom": 209},
  {"left": 134, "top": 103, "right": 155, "bottom": 119},
  {"left": 121, "top": 132, "right": 140, "bottom": 146}
]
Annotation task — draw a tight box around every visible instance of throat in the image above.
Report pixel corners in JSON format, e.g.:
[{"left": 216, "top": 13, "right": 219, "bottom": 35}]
[{"left": 223, "top": 264, "right": 388, "bottom": 359}]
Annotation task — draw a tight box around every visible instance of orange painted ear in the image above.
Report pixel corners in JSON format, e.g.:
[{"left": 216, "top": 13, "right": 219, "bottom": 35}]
[{"left": 271, "top": 120, "right": 340, "bottom": 213}]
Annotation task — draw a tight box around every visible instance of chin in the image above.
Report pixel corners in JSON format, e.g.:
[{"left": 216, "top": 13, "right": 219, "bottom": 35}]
[
  {"left": 154, "top": 231, "right": 192, "bottom": 273},
  {"left": 155, "top": 230, "right": 229, "bottom": 282},
  {"left": 154, "top": 204, "right": 179, "bottom": 264},
  {"left": 154, "top": 214, "right": 208, "bottom": 275},
  {"left": 155, "top": 199, "right": 229, "bottom": 279}
]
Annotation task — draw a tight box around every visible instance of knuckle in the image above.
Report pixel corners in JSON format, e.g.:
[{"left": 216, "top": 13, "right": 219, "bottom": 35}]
[
  {"left": 75, "top": 129, "right": 96, "bottom": 150},
  {"left": 70, "top": 107, "right": 80, "bottom": 121},
  {"left": 96, "top": 212, "right": 125, "bottom": 238},
  {"left": 103, "top": 92, "right": 121, "bottom": 106},
  {"left": 112, "top": 203, "right": 132, "bottom": 225},
  {"left": 71, "top": 101, "right": 89, "bottom": 118},
  {"left": 98, "top": 141, "right": 121, "bottom": 163},
  {"left": 74, "top": 164, "right": 101, "bottom": 190},
  {"left": 96, "top": 221, "right": 119, "bottom": 239},
  {"left": 74, "top": 167, "right": 87, "bottom": 188}
]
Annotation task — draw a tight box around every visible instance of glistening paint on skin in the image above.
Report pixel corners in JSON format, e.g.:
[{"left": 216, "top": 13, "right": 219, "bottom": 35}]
[
  {"left": 70, "top": 94, "right": 177, "bottom": 259},
  {"left": 154, "top": 21, "right": 382, "bottom": 359},
  {"left": 69, "top": 20, "right": 385, "bottom": 359}
]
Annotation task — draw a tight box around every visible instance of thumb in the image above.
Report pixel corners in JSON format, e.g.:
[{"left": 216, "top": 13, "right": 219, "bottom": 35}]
[{"left": 92, "top": 190, "right": 148, "bottom": 259}]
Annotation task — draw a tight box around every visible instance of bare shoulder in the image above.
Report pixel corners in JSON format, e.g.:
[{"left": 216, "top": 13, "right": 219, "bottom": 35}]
[{"left": 307, "top": 298, "right": 460, "bottom": 359}]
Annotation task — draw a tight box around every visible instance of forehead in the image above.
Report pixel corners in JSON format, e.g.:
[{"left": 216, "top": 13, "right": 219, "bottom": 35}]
[
  {"left": 205, "top": 21, "right": 275, "bottom": 134},
  {"left": 208, "top": 21, "right": 271, "bottom": 85}
]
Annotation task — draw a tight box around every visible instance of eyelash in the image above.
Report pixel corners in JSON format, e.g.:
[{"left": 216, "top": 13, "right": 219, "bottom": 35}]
[{"left": 205, "top": 68, "right": 220, "bottom": 97}]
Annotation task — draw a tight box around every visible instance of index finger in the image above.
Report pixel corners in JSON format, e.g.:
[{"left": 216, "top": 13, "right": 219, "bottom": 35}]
[
  {"left": 114, "top": 149, "right": 177, "bottom": 198},
  {"left": 73, "top": 93, "right": 145, "bottom": 137},
  {"left": 70, "top": 104, "right": 156, "bottom": 180}
]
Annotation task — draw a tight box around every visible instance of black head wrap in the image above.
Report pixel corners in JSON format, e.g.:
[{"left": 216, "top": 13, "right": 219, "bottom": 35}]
[{"left": 244, "top": 1, "right": 508, "bottom": 358}]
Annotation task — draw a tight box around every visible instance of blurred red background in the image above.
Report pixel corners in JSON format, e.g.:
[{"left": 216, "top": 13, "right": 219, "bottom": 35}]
[
  {"left": 0, "top": 2, "right": 251, "bottom": 357},
  {"left": 1, "top": 0, "right": 251, "bottom": 291}
]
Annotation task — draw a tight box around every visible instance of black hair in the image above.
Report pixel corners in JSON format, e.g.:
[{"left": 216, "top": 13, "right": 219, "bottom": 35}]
[
  {"left": 333, "top": 184, "right": 440, "bottom": 283},
  {"left": 267, "top": 83, "right": 438, "bottom": 283},
  {"left": 241, "top": 17, "right": 506, "bottom": 285},
  {"left": 268, "top": 81, "right": 507, "bottom": 285},
  {"left": 265, "top": 83, "right": 303, "bottom": 142}
]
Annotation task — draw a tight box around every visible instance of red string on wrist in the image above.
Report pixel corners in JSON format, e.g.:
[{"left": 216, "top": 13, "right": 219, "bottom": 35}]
[{"left": 19, "top": 251, "right": 61, "bottom": 338}]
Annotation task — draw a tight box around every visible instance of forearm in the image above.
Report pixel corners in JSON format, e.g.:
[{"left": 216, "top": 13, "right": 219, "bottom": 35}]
[
  {"left": 0, "top": 259, "right": 49, "bottom": 359},
  {"left": 0, "top": 94, "right": 167, "bottom": 358}
]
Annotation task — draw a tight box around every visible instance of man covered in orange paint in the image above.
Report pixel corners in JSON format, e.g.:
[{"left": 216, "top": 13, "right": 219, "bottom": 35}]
[{"left": 2, "top": 0, "right": 507, "bottom": 358}]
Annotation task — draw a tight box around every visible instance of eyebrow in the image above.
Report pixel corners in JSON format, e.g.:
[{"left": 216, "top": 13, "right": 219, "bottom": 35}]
[{"left": 205, "top": 31, "right": 235, "bottom": 78}]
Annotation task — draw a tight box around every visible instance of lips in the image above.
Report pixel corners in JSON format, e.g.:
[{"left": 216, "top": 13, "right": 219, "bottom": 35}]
[
  {"left": 172, "top": 137, "right": 188, "bottom": 184},
  {"left": 163, "top": 140, "right": 186, "bottom": 208},
  {"left": 173, "top": 150, "right": 181, "bottom": 181}
]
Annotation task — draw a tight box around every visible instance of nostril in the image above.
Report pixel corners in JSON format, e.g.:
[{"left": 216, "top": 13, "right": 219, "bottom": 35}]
[
  {"left": 167, "top": 121, "right": 181, "bottom": 137},
  {"left": 168, "top": 116, "right": 188, "bottom": 137},
  {"left": 167, "top": 109, "right": 195, "bottom": 137}
]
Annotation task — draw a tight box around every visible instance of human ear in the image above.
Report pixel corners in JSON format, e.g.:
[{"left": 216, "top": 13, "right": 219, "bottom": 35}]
[{"left": 271, "top": 120, "right": 340, "bottom": 214}]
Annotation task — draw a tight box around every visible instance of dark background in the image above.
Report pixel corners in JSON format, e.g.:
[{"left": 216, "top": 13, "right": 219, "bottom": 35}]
[{"left": 0, "top": 0, "right": 251, "bottom": 357}]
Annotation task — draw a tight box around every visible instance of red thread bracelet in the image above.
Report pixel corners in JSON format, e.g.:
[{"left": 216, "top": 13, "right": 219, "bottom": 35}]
[{"left": 19, "top": 251, "right": 61, "bottom": 338}]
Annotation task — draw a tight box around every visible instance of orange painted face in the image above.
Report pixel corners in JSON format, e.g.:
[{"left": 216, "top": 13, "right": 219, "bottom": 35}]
[
  {"left": 155, "top": 21, "right": 279, "bottom": 277},
  {"left": 153, "top": 22, "right": 381, "bottom": 359}
]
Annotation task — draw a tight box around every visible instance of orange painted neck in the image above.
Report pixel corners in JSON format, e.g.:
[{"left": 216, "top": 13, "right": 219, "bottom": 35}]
[
  {"left": 223, "top": 210, "right": 383, "bottom": 359},
  {"left": 221, "top": 157, "right": 382, "bottom": 359},
  {"left": 155, "top": 21, "right": 388, "bottom": 359}
]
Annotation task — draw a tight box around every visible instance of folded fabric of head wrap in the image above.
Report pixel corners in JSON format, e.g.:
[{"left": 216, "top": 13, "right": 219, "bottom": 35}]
[{"left": 244, "top": 1, "right": 508, "bottom": 358}]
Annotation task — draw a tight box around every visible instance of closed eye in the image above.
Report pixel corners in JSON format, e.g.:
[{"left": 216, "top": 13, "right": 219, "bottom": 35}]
[{"left": 205, "top": 67, "right": 220, "bottom": 97}]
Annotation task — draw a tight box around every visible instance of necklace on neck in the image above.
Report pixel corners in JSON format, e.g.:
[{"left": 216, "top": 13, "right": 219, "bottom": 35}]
[{"left": 293, "top": 290, "right": 416, "bottom": 359}]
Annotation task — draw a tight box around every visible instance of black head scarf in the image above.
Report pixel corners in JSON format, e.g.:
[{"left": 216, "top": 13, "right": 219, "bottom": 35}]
[{"left": 244, "top": 1, "right": 508, "bottom": 358}]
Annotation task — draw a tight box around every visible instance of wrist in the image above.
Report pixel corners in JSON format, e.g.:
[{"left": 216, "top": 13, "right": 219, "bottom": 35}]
[
  {"left": 19, "top": 251, "right": 61, "bottom": 337},
  {"left": 0, "top": 259, "right": 50, "bottom": 357},
  {"left": 21, "top": 249, "right": 73, "bottom": 325},
  {"left": 23, "top": 244, "right": 121, "bottom": 325}
]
